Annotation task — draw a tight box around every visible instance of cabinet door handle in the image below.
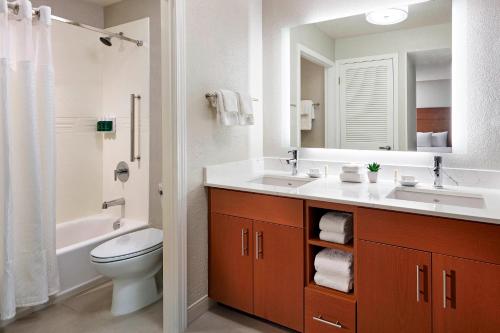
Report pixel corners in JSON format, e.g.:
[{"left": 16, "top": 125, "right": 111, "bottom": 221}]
[
  {"left": 443, "top": 270, "right": 447, "bottom": 309},
  {"left": 313, "top": 316, "right": 342, "bottom": 329},
  {"left": 255, "top": 232, "right": 263, "bottom": 260},
  {"left": 241, "top": 229, "right": 248, "bottom": 256},
  {"left": 416, "top": 265, "right": 421, "bottom": 302}
]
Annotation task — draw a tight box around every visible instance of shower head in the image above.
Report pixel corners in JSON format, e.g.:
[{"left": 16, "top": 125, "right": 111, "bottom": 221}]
[{"left": 100, "top": 36, "right": 112, "bottom": 46}]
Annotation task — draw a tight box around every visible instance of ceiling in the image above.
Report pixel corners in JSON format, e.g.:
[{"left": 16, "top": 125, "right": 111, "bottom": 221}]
[
  {"left": 315, "top": 0, "right": 452, "bottom": 40},
  {"left": 409, "top": 48, "right": 451, "bottom": 67},
  {"left": 82, "top": 0, "right": 123, "bottom": 6}
]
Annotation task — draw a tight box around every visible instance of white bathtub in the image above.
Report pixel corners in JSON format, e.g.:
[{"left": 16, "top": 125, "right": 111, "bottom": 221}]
[{"left": 56, "top": 215, "right": 148, "bottom": 297}]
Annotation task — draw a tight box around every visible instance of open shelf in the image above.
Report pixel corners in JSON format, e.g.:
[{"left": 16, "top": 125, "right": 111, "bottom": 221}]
[{"left": 308, "top": 238, "right": 354, "bottom": 253}]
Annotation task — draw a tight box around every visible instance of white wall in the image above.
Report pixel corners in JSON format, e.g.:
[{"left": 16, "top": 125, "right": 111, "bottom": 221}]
[
  {"left": 53, "top": 22, "right": 104, "bottom": 223},
  {"left": 101, "top": 19, "right": 150, "bottom": 222},
  {"left": 263, "top": 0, "right": 500, "bottom": 170},
  {"left": 186, "top": 0, "right": 263, "bottom": 307},
  {"left": 32, "top": 0, "right": 104, "bottom": 27},
  {"left": 417, "top": 80, "right": 451, "bottom": 108},
  {"left": 104, "top": 0, "right": 163, "bottom": 229}
]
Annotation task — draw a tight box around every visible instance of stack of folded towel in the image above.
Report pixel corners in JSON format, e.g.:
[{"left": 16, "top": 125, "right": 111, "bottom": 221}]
[
  {"left": 339, "top": 163, "right": 364, "bottom": 183},
  {"left": 318, "top": 212, "right": 353, "bottom": 244},
  {"left": 314, "top": 248, "right": 353, "bottom": 293}
]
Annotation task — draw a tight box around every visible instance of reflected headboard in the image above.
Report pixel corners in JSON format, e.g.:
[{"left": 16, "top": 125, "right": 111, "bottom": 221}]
[{"left": 417, "top": 107, "right": 452, "bottom": 147}]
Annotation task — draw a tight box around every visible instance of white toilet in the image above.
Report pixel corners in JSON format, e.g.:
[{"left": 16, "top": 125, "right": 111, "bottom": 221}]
[{"left": 90, "top": 228, "right": 163, "bottom": 316}]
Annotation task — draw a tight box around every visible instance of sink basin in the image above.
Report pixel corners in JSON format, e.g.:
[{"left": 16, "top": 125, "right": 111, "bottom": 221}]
[
  {"left": 387, "top": 186, "right": 485, "bottom": 209},
  {"left": 248, "top": 175, "right": 316, "bottom": 188}
]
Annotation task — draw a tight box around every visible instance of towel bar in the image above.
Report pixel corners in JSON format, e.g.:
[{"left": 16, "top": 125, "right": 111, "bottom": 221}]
[
  {"left": 290, "top": 103, "right": 320, "bottom": 107},
  {"left": 205, "top": 92, "right": 258, "bottom": 108}
]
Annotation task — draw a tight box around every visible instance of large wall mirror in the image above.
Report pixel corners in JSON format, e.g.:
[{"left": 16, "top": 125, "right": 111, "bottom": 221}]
[{"left": 290, "top": 0, "right": 452, "bottom": 153}]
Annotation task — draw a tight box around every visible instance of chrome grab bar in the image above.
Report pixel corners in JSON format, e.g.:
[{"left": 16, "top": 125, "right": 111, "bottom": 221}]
[
  {"left": 313, "top": 316, "right": 342, "bottom": 329},
  {"left": 130, "top": 94, "right": 141, "bottom": 162}
]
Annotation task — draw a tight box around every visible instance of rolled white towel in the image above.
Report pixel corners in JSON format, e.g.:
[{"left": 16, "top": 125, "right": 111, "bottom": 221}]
[
  {"left": 319, "top": 231, "right": 353, "bottom": 245},
  {"left": 314, "top": 272, "right": 353, "bottom": 293},
  {"left": 340, "top": 172, "right": 364, "bottom": 183},
  {"left": 314, "top": 248, "right": 353, "bottom": 276},
  {"left": 319, "top": 212, "right": 353, "bottom": 233},
  {"left": 342, "top": 164, "right": 362, "bottom": 173}
]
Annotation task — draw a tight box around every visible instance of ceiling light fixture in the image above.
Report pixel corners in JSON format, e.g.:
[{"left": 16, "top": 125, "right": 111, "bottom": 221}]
[{"left": 366, "top": 5, "right": 409, "bottom": 25}]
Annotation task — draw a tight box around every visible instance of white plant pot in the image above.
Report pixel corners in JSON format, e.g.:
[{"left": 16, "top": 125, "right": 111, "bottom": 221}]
[{"left": 367, "top": 171, "right": 378, "bottom": 183}]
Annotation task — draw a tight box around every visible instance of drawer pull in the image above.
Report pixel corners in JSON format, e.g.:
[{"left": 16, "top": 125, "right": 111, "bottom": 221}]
[{"left": 313, "top": 315, "right": 342, "bottom": 329}]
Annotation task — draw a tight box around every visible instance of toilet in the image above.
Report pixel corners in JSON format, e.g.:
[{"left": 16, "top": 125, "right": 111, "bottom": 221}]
[{"left": 90, "top": 228, "right": 163, "bottom": 316}]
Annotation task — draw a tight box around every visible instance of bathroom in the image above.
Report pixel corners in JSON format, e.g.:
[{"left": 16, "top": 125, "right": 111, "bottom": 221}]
[{"left": 1, "top": 0, "right": 499, "bottom": 332}]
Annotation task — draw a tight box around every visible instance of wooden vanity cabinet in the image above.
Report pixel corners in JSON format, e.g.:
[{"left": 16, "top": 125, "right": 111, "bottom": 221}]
[
  {"left": 357, "top": 207, "right": 500, "bottom": 333},
  {"left": 432, "top": 254, "right": 500, "bottom": 333},
  {"left": 209, "top": 213, "right": 254, "bottom": 313},
  {"left": 358, "top": 240, "right": 432, "bottom": 333},
  {"left": 208, "top": 188, "right": 304, "bottom": 332}
]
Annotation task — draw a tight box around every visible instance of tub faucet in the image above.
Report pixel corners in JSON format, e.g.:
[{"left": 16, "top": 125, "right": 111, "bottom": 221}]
[
  {"left": 286, "top": 149, "right": 299, "bottom": 176},
  {"left": 102, "top": 198, "right": 125, "bottom": 209},
  {"left": 433, "top": 156, "right": 443, "bottom": 188}
]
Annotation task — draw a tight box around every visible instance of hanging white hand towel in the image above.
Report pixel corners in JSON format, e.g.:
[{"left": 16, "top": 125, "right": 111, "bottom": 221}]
[
  {"left": 216, "top": 89, "right": 239, "bottom": 126},
  {"left": 300, "top": 100, "right": 314, "bottom": 130},
  {"left": 237, "top": 92, "right": 254, "bottom": 126}
]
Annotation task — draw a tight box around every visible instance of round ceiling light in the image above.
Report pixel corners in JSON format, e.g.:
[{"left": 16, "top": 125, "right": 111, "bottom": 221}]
[{"left": 366, "top": 6, "right": 409, "bottom": 25}]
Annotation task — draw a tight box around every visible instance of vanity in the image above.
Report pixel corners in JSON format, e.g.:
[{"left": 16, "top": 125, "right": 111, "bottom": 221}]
[
  {"left": 205, "top": 165, "right": 500, "bottom": 333},
  {"left": 206, "top": 1, "right": 500, "bottom": 331}
]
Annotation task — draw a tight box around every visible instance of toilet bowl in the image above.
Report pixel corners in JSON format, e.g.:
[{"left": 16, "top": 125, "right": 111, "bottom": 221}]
[{"left": 90, "top": 228, "right": 163, "bottom": 316}]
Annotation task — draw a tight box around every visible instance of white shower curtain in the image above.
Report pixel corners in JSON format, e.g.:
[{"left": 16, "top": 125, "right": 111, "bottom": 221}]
[{"left": 0, "top": 0, "right": 59, "bottom": 320}]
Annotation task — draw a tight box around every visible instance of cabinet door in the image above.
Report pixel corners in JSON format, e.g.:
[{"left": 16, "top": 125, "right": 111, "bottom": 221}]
[
  {"left": 433, "top": 254, "right": 500, "bottom": 333},
  {"left": 209, "top": 213, "right": 253, "bottom": 313},
  {"left": 253, "top": 221, "right": 304, "bottom": 332},
  {"left": 358, "top": 240, "right": 432, "bottom": 333}
]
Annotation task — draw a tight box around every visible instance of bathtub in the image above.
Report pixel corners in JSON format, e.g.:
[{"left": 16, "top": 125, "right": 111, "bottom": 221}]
[{"left": 56, "top": 215, "right": 148, "bottom": 297}]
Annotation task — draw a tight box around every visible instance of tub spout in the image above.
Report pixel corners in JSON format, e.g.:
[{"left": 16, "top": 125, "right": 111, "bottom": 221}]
[{"left": 102, "top": 198, "right": 125, "bottom": 209}]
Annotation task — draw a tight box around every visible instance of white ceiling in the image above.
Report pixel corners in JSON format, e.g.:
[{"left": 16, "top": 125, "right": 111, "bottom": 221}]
[
  {"left": 409, "top": 48, "right": 451, "bottom": 67},
  {"left": 315, "top": 0, "right": 452, "bottom": 40},
  {"left": 82, "top": 0, "right": 123, "bottom": 7}
]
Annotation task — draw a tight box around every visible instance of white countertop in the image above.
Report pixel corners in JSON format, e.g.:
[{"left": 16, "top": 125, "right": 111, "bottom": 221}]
[{"left": 204, "top": 160, "right": 500, "bottom": 225}]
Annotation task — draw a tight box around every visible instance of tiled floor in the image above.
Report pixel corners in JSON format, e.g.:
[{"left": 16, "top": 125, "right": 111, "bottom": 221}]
[
  {"left": 4, "top": 284, "right": 292, "bottom": 333},
  {"left": 3, "top": 283, "right": 162, "bottom": 333},
  {"left": 186, "top": 305, "right": 294, "bottom": 333}
]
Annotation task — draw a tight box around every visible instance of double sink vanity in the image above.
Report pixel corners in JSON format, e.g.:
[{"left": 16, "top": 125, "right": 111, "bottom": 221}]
[{"left": 205, "top": 159, "right": 500, "bottom": 333}]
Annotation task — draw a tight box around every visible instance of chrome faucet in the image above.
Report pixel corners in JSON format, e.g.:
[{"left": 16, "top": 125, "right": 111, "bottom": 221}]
[
  {"left": 102, "top": 197, "right": 125, "bottom": 209},
  {"left": 286, "top": 149, "right": 299, "bottom": 176},
  {"left": 433, "top": 156, "right": 443, "bottom": 188}
]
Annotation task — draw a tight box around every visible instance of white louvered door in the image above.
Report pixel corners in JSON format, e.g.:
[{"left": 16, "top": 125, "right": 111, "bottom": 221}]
[{"left": 339, "top": 57, "right": 395, "bottom": 150}]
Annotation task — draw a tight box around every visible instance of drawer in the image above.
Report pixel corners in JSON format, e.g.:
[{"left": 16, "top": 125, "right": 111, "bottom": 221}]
[
  {"left": 305, "top": 287, "right": 356, "bottom": 333},
  {"left": 358, "top": 207, "right": 500, "bottom": 265},
  {"left": 210, "top": 188, "right": 303, "bottom": 228}
]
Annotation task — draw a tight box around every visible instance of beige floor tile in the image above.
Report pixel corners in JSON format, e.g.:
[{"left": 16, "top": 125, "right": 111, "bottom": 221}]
[
  {"left": 186, "top": 305, "right": 294, "bottom": 333},
  {"left": 3, "top": 284, "right": 162, "bottom": 333}
]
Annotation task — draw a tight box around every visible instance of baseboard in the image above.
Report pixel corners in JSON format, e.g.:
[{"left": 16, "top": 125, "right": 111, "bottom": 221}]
[{"left": 187, "top": 295, "right": 215, "bottom": 324}]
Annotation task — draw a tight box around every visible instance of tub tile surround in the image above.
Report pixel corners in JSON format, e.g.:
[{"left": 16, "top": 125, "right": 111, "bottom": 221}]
[{"left": 205, "top": 158, "right": 500, "bottom": 225}]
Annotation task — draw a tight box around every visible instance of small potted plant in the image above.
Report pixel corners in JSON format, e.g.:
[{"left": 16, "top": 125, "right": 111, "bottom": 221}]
[{"left": 367, "top": 162, "right": 381, "bottom": 183}]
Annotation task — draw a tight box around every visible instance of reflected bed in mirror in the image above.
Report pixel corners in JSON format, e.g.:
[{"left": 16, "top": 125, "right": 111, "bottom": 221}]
[{"left": 290, "top": 0, "right": 452, "bottom": 152}]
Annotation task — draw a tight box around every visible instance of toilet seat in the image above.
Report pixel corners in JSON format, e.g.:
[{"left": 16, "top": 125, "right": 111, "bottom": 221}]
[{"left": 91, "top": 228, "right": 163, "bottom": 264}]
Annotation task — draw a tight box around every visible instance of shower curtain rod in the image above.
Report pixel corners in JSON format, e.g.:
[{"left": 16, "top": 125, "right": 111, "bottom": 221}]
[{"left": 6, "top": 2, "right": 144, "bottom": 47}]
